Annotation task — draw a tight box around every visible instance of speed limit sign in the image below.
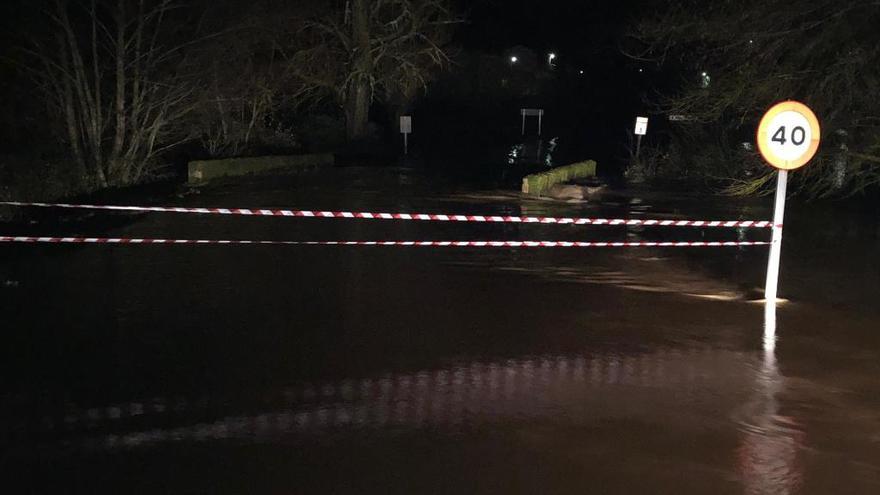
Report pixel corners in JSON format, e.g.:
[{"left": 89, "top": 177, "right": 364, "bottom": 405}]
[
  {"left": 757, "top": 101, "right": 821, "bottom": 170},
  {"left": 757, "top": 100, "right": 821, "bottom": 304}
]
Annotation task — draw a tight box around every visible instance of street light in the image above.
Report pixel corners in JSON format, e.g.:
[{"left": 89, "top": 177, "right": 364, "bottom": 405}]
[{"left": 510, "top": 56, "right": 518, "bottom": 64}]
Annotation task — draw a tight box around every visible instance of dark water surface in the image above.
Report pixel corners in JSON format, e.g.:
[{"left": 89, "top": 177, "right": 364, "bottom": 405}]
[{"left": 2, "top": 167, "right": 879, "bottom": 494}]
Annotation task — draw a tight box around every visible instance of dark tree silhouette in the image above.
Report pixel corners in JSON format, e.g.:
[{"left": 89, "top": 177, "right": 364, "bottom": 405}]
[
  {"left": 287, "top": 0, "right": 459, "bottom": 140},
  {"left": 627, "top": 0, "right": 880, "bottom": 197}
]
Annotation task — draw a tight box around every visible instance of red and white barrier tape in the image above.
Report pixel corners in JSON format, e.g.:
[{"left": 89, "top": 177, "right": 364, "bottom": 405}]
[
  {"left": 0, "top": 201, "right": 775, "bottom": 229},
  {"left": 0, "top": 236, "right": 770, "bottom": 248}
]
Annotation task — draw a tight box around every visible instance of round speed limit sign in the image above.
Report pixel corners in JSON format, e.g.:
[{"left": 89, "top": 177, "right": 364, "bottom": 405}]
[{"left": 757, "top": 101, "right": 821, "bottom": 170}]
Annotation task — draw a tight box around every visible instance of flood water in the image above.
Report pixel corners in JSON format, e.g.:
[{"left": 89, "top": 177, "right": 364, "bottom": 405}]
[{"left": 2, "top": 167, "right": 879, "bottom": 493}]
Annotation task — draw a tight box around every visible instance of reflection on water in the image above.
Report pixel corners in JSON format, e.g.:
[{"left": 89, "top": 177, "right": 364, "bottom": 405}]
[
  {"left": 15, "top": 345, "right": 758, "bottom": 452},
  {"left": 764, "top": 300, "right": 777, "bottom": 353},
  {"left": 12, "top": 304, "right": 811, "bottom": 495},
  {"left": 736, "top": 302, "right": 804, "bottom": 494}
]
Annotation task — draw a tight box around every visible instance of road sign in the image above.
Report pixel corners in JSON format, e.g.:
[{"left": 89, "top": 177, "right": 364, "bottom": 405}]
[
  {"left": 634, "top": 116, "right": 648, "bottom": 135},
  {"left": 400, "top": 116, "right": 412, "bottom": 155},
  {"left": 757, "top": 101, "right": 820, "bottom": 304},
  {"left": 757, "top": 101, "right": 820, "bottom": 170},
  {"left": 520, "top": 108, "right": 544, "bottom": 135},
  {"left": 400, "top": 116, "right": 412, "bottom": 134}
]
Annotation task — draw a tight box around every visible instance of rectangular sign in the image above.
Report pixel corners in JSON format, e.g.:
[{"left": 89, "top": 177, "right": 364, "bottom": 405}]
[
  {"left": 521, "top": 108, "right": 544, "bottom": 116},
  {"left": 634, "top": 116, "right": 649, "bottom": 135},
  {"left": 400, "top": 116, "right": 412, "bottom": 134}
]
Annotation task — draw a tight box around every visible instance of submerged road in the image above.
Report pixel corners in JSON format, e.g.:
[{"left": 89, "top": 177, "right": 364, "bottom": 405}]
[{"left": 2, "top": 167, "right": 879, "bottom": 493}]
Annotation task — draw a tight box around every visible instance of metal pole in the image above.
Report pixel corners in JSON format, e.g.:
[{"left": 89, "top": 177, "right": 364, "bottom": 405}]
[
  {"left": 635, "top": 134, "right": 642, "bottom": 162},
  {"left": 538, "top": 112, "right": 542, "bottom": 136},
  {"left": 521, "top": 113, "right": 525, "bottom": 136},
  {"left": 764, "top": 170, "right": 788, "bottom": 302},
  {"left": 404, "top": 133, "right": 408, "bottom": 155}
]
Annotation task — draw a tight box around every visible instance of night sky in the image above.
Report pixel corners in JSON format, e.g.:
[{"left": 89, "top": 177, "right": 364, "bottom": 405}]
[
  {"left": 458, "top": 0, "right": 642, "bottom": 53},
  {"left": 438, "top": 0, "right": 658, "bottom": 172}
]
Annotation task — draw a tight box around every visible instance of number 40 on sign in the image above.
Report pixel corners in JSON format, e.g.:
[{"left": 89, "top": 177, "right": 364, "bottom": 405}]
[{"left": 757, "top": 101, "right": 820, "bottom": 171}]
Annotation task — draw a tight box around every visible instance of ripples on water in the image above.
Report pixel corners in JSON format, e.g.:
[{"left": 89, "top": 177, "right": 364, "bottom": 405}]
[{"left": 10, "top": 345, "right": 777, "bottom": 449}]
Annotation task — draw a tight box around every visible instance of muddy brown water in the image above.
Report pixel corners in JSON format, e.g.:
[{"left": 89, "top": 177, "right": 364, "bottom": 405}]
[{"left": 2, "top": 167, "right": 879, "bottom": 494}]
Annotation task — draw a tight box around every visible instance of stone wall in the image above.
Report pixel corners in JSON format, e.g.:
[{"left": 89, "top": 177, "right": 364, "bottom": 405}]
[
  {"left": 521, "top": 160, "right": 597, "bottom": 196},
  {"left": 188, "top": 153, "right": 334, "bottom": 183}
]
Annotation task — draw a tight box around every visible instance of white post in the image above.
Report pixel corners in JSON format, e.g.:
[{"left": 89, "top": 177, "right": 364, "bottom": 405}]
[
  {"left": 521, "top": 112, "right": 526, "bottom": 136},
  {"left": 538, "top": 112, "right": 543, "bottom": 136},
  {"left": 764, "top": 170, "right": 788, "bottom": 302}
]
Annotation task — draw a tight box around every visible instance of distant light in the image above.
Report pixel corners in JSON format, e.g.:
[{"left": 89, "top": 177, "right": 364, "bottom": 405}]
[
  {"left": 638, "top": 68, "right": 643, "bottom": 73},
  {"left": 510, "top": 56, "right": 518, "bottom": 63},
  {"left": 548, "top": 53, "right": 556, "bottom": 60},
  {"left": 579, "top": 70, "right": 584, "bottom": 75},
  {"left": 749, "top": 39, "right": 754, "bottom": 44},
  {"left": 701, "top": 71, "right": 711, "bottom": 88}
]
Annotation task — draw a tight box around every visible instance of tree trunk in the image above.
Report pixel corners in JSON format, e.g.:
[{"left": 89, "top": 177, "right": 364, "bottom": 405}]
[
  {"left": 110, "top": 0, "right": 128, "bottom": 183},
  {"left": 56, "top": 32, "right": 89, "bottom": 184},
  {"left": 345, "top": 0, "right": 372, "bottom": 141},
  {"left": 345, "top": 81, "right": 371, "bottom": 140}
]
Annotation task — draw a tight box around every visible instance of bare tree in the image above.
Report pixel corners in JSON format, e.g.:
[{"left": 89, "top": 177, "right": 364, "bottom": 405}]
[
  {"left": 28, "top": 0, "right": 198, "bottom": 187},
  {"left": 286, "top": 0, "right": 459, "bottom": 140},
  {"left": 190, "top": 16, "right": 281, "bottom": 156},
  {"left": 178, "top": 0, "right": 309, "bottom": 158}
]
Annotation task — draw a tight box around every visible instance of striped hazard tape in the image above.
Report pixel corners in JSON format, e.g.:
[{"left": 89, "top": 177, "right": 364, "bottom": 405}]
[
  {"left": 0, "top": 201, "right": 776, "bottom": 229},
  {"left": 0, "top": 236, "right": 771, "bottom": 248}
]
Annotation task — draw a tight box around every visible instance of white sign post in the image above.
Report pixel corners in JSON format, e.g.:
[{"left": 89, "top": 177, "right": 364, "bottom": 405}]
[
  {"left": 400, "top": 116, "right": 412, "bottom": 155},
  {"left": 756, "top": 101, "right": 821, "bottom": 305},
  {"left": 521, "top": 109, "right": 544, "bottom": 136},
  {"left": 764, "top": 169, "right": 788, "bottom": 305},
  {"left": 634, "top": 116, "right": 648, "bottom": 161},
  {"left": 634, "top": 116, "right": 648, "bottom": 135}
]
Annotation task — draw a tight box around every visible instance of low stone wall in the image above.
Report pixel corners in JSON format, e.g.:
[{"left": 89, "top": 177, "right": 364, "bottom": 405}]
[
  {"left": 188, "top": 153, "right": 334, "bottom": 183},
  {"left": 521, "top": 160, "right": 597, "bottom": 196}
]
